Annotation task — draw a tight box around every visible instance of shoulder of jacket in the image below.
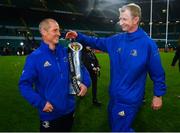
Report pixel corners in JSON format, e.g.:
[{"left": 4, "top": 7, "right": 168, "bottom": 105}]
[
  {"left": 28, "top": 48, "right": 43, "bottom": 60},
  {"left": 60, "top": 47, "right": 68, "bottom": 57},
  {"left": 148, "top": 38, "right": 157, "bottom": 48},
  {"left": 110, "top": 33, "right": 124, "bottom": 39}
]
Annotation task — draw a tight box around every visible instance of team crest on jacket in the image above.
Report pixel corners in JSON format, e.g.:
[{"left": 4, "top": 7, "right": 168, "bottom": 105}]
[
  {"left": 63, "top": 57, "right": 68, "bottom": 62},
  {"left": 44, "top": 61, "right": 52, "bottom": 67},
  {"left": 117, "top": 48, "right": 122, "bottom": 53},
  {"left": 130, "top": 49, "right": 138, "bottom": 56}
]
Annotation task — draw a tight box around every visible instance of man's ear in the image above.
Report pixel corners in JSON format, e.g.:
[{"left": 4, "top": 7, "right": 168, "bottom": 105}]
[
  {"left": 40, "top": 28, "right": 47, "bottom": 36},
  {"left": 133, "top": 16, "right": 139, "bottom": 25}
]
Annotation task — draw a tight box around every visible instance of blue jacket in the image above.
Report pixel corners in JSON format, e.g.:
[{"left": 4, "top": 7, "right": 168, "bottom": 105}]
[
  {"left": 77, "top": 28, "right": 167, "bottom": 105},
  {"left": 19, "top": 41, "right": 91, "bottom": 121}
]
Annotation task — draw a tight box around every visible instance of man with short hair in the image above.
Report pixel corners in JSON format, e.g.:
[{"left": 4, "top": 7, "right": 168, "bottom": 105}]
[
  {"left": 19, "top": 18, "right": 91, "bottom": 132},
  {"left": 66, "top": 3, "right": 167, "bottom": 132}
]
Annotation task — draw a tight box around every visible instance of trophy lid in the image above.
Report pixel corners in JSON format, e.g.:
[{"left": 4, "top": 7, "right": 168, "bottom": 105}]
[{"left": 68, "top": 42, "right": 83, "bottom": 52}]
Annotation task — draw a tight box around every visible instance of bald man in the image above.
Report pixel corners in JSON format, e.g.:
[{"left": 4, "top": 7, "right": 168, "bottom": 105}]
[{"left": 19, "top": 18, "right": 91, "bottom": 132}]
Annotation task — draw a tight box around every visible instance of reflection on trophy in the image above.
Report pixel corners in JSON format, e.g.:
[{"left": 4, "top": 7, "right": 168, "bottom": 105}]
[{"left": 68, "top": 42, "right": 83, "bottom": 95}]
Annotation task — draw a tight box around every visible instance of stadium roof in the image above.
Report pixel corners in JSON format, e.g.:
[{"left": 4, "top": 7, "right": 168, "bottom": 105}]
[{"left": 0, "top": 0, "right": 180, "bottom": 24}]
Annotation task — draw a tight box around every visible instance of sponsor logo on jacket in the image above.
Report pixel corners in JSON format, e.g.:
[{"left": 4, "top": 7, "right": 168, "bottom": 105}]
[{"left": 44, "top": 61, "right": 52, "bottom": 67}]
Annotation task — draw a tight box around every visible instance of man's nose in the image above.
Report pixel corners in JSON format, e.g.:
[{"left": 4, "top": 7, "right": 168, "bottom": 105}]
[
  {"left": 57, "top": 31, "right": 61, "bottom": 36},
  {"left": 119, "top": 20, "right": 123, "bottom": 25}
]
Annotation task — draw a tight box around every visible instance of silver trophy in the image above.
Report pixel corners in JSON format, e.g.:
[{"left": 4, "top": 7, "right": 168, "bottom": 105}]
[{"left": 68, "top": 42, "right": 83, "bottom": 95}]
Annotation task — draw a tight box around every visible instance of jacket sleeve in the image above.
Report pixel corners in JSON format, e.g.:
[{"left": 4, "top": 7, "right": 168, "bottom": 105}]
[
  {"left": 81, "top": 65, "right": 91, "bottom": 88},
  {"left": 147, "top": 41, "right": 167, "bottom": 96},
  {"left": 18, "top": 55, "right": 46, "bottom": 111},
  {"left": 77, "top": 32, "right": 111, "bottom": 53}
]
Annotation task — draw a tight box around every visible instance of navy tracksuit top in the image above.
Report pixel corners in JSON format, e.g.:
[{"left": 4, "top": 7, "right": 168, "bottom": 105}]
[
  {"left": 77, "top": 28, "right": 167, "bottom": 105},
  {"left": 19, "top": 41, "right": 91, "bottom": 120}
]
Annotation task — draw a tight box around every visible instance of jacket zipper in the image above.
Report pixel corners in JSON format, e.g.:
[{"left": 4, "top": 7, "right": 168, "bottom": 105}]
[{"left": 55, "top": 52, "right": 63, "bottom": 78}]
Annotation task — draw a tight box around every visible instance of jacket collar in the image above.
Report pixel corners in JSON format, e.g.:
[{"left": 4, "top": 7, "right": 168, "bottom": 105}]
[
  {"left": 40, "top": 41, "right": 61, "bottom": 53},
  {"left": 125, "top": 27, "right": 147, "bottom": 41}
]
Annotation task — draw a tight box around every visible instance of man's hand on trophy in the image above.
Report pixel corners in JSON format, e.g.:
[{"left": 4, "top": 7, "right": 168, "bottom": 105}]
[
  {"left": 77, "top": 83, "right": 87, "bottom": 96},
  {"left": 65, "top": 31, "right": 78, "bottom": 39}
]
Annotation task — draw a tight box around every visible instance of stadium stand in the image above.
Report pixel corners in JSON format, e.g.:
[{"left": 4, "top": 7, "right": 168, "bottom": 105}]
[{"left": 0, "top": 0, "right": 180, "bottom": 55}]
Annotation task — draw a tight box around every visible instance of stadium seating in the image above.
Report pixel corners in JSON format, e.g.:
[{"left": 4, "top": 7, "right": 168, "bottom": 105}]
[{"left": 0, "top": 1, "right": 180, "bottom": 55}]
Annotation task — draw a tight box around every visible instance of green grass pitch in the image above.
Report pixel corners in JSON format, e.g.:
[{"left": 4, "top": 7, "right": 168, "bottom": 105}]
[{"left": 0, "top": 52, "right": 180, "bottom": 131}]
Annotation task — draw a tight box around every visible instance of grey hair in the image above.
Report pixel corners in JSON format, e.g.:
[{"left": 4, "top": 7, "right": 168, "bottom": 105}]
[{"left": 39, "top": 18, "right": 57, "bottom": 33}]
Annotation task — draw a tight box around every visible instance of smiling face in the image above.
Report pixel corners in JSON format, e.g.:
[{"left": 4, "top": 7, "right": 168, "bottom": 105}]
[
  {"left": 118, "top": 3, "right": 141, "bottom": 33},
  {"left": 119, "top": 9, "right": 139, "bottom": 33},
  {"left": 40, "top": 19, "right": 61, "bottom": 46}
]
